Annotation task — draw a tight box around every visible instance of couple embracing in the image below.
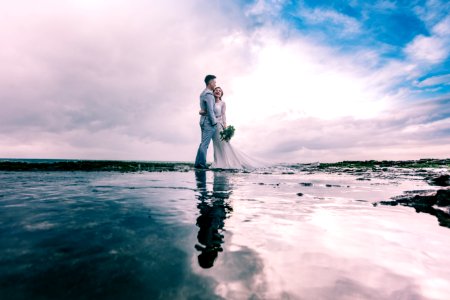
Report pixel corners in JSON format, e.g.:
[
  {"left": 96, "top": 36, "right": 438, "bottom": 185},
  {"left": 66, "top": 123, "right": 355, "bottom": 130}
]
[{"left": 194, "top": 74, "right": 266, "bottom": 170}]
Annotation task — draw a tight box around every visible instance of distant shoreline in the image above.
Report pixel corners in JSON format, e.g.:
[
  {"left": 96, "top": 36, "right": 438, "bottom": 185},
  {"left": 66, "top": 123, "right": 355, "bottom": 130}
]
[
  {"left": 0, "top": 158, "right": 448, "bottom": 172},
  {"left": 0, "top": 160, "right": 194, "bottom": 172}
]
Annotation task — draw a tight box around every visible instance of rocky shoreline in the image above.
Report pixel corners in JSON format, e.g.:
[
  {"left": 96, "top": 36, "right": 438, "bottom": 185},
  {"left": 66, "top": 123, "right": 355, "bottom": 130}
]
[
  {"left": 0, "top": 160, "right": 193, "bottom": 172},
  {"left": 316, "top": 158, "right": 450, "bottom": 169},
  {"left": 1, "top": 158, "right": 449, "bottom": 172},
  {"left": 375, "top": 174, "right": 450, "bottom": 228}
]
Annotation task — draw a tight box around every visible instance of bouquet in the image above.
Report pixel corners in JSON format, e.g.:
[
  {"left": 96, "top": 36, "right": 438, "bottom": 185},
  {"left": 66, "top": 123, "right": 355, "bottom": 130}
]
[{"left": 220, "top": 125, "right": 235, "bottom": 142}]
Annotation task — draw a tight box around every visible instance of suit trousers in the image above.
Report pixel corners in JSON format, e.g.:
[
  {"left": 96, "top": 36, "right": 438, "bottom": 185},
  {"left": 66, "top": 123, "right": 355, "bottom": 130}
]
[{"left": 195, "top": 122, "right": 217, "bottom": 168}]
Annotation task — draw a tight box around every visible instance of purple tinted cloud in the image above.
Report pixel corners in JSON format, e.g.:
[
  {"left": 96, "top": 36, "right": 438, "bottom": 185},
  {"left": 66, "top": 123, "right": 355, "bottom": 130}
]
[{"left": 0, "top": 0, "right": 449, "bottom": 162}]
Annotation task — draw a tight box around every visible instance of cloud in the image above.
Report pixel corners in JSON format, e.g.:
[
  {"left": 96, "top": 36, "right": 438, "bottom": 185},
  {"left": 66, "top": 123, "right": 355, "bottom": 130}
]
[
  {"left": 239, "top": 97, "right": 450, "bottom": 162},
  {"left": 373, "top": 0, "right": 397, "bottom": 11},
  {"left": 405, "top": 35, "right": 448, "bottom": 63},
  {"left": 245, "top": 0, "right": 287, "bottom": 18},
  {"left": 0, "top": 0, "right": 449, "bottom": 162},
  {"left": 417, "top": 74, "right": 450, "bottom": 87},
  {"left": 226, "top": 29, "right": 390, "bottom": 124},
  {"left": 405, "top": 15, "right": 450, "bottom": 64},
  {"left": 413, "top": 0, "right": 450, "bottom": 27},
  {"left": 219, "top": 26, "right": 450, "bottom": 162},
  {"left": 295, "top": 7, "right": 361, "bottom": 35},
  {"left": 0, "top": 0, "right": 255, "bottom": 160}
]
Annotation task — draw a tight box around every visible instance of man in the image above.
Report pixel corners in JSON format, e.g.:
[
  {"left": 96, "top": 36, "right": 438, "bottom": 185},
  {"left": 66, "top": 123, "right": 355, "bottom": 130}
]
[{"left": 194, "top": 75, "right": 218, "bottom": 169}]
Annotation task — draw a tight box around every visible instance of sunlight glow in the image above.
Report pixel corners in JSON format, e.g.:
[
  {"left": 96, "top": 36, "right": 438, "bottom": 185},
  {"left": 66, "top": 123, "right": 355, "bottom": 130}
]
[{"left": 226, "top": 38, "right": 389, "bottom": 126}]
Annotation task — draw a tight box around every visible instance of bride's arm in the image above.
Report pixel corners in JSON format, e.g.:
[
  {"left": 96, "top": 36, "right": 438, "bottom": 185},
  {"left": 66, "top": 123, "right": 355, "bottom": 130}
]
[{"left": 222, "top": 102, "right": 227, "bottom": 127}]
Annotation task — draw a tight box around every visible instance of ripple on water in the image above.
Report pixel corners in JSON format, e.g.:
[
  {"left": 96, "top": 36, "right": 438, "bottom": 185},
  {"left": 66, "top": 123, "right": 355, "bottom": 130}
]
[{"left": 24, "top": 221, "right": 57, "bottom": 231}]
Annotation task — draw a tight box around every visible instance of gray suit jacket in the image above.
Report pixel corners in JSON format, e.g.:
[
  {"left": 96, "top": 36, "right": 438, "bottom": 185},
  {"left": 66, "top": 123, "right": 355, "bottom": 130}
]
[{"left": 199, "top": 88, "right": 217, "bottom": 127}]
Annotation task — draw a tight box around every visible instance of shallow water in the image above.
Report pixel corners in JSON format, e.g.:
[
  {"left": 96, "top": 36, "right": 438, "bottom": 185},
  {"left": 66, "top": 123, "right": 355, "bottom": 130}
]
[{"left": 0, "top": 169, "right": 449, "bottom": 300}]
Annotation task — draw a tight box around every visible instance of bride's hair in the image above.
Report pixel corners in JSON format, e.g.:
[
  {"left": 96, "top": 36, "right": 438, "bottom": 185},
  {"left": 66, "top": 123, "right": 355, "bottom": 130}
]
[{"left": 214, "top": 87, "right": 223, "bottom": 100}]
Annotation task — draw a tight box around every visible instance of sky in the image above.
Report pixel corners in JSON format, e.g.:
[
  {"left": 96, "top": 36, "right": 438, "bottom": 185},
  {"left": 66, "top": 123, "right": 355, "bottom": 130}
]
[{"left": 1, "top": 0, "right": 449, "bottom": 163}]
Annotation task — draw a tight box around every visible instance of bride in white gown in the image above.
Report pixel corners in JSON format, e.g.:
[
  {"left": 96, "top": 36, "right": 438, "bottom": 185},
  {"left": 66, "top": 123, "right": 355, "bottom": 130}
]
[{"left": 201, "top": 87, "right": 269, "bottom": 170}]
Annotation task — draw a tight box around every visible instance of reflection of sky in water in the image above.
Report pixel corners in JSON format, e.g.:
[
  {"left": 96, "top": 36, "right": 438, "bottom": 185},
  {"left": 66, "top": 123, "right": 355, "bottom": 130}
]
[{"left": 0, "top": 170, "right": 449, "bottom": 299}]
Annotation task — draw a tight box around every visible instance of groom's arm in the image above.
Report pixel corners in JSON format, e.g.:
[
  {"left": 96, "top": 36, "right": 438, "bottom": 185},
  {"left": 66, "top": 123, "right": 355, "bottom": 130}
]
[{"left": 205, "top": 93, "right": 217, "bottom": 126}]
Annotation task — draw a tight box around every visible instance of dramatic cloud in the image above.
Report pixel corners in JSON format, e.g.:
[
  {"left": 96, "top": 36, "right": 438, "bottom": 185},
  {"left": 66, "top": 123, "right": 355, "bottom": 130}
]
[
  {"left": 294, "top": 7, "right": 362, "bottom": 35},
  {"left": 417, "top": 74, "right": 450, "bottom": 87},
  {"left": 0, "top": 0, "right": 449, "bottom": 162},
  {"left": 405, "top": 15, "right": 450, "bottom": 64},
  {"left": 0, "top": 0, "right": 253, "bottom": 160}
]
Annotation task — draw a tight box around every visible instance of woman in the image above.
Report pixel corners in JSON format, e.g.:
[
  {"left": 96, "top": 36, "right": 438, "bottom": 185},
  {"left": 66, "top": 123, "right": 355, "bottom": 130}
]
[{"left": 200, "top": 87, "right": 268, "bottom": 169}]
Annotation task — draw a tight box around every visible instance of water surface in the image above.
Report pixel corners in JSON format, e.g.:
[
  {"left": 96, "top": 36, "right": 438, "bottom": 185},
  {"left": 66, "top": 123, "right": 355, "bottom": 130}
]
[{"left": 0, "top": 169, "right": 449, "bottom": 299}]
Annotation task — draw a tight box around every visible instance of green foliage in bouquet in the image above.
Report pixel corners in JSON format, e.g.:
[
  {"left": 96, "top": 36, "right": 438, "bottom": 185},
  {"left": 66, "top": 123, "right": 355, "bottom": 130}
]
[{"left": 220, "top": 125, "right": 235, "bottom": 142}]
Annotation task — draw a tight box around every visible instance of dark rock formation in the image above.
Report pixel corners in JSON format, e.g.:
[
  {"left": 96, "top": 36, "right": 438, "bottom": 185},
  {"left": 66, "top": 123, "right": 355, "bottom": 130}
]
[
  {"left": 0, "top": 160, "right": 194, "bottom": 172},
  {"left": 428, "top": 175, "right": 450, "bottom": 187},
  {"left": 377, "top": 189, "right": 450, "bottom": 229},
  {"left": 318, "top": 158, "right": 450, "bottom": 169}
]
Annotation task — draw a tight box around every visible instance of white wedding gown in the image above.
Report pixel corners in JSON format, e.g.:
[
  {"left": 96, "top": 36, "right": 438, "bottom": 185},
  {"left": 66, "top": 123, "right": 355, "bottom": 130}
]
[{"left": 211, "top": 101, "right": 268, "bottom": 170}]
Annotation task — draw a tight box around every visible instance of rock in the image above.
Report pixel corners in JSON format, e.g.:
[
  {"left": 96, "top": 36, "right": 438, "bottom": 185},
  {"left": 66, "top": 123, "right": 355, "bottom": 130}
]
[
  {"left": 436, "top": 189, "right": 450, "bottom": 206},
  {"left": 404, "top": 189, "right": 435, "bottom": 195},
  {"left": 299, "top": 182, "right": 312, "bottom": 186},
  {"left": 409, "top": 195, "right": 437, "bottom": 207},
  {"left": 429, "top": 175, "right": 450, "bottom": 187},
  {"left": 325, "top": 184, "right": 341, "bottom": 187},
  {"left": 0, "top": 160, "right": 192, "bottom": 172},
  {"left": 377, "top": 189, "right": 450, "bottom": 229},
  {"left": 296, "top": 193, "right": 303, "bottom": 196},
  {"left": 379, "top": 200, "right": 398, "bottom": 206}
]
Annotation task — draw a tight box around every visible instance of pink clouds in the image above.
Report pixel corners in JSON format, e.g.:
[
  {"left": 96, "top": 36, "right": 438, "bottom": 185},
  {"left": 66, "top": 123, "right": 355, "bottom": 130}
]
[
  {"left": 0, "top": 0, "right": 449, "bottom": 162},
  {"left": 0, "top": 0, "right": 253, "bottom": 160}
]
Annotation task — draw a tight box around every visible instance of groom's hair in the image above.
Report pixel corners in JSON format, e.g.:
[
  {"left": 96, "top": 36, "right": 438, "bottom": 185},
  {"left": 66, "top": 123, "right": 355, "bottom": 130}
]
[{"left": 204, "top": 75, "right": 216, "bottom": 86}]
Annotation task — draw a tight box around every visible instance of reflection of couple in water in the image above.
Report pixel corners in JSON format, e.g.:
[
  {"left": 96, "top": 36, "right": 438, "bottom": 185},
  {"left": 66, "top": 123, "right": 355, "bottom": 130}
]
[{"left": 194, "top": 170, "right": 233, "bottom": 269}]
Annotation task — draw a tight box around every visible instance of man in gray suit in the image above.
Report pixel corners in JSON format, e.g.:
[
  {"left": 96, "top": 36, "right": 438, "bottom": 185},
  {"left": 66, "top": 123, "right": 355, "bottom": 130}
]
[{"left": 194, "top": 75, "right": 218, "bottom": 169}]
